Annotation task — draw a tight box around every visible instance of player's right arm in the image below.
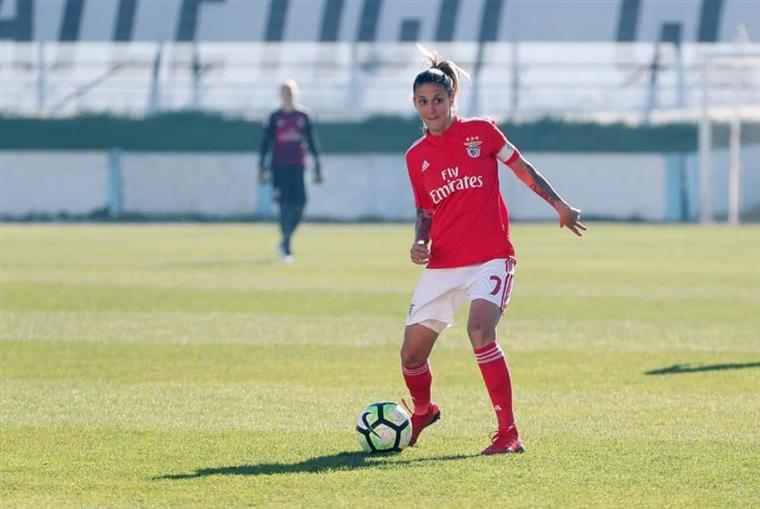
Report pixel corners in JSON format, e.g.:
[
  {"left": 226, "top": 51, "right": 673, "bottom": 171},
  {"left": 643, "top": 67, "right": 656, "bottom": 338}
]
[
  {"left": 410, "top": 207, "right": 432, "bottom": 265},
  {"left": 406, "top": 146, "right": 433, "bottom": 265}
]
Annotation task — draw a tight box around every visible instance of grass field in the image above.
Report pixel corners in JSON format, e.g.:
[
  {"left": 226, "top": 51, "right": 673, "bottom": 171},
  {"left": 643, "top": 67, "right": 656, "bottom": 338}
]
[{"left": 1, "top": 223, "right": 759, "bottom": 508}]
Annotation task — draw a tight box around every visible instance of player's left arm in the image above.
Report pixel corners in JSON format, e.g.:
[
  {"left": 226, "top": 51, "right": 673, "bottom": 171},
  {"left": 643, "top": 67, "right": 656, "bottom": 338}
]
[
  {"left": 501, "top": 148, "right": 587, "bottom": 236},
  {"left": 304, "top": 113, "right": 323, "bottom": 184}
]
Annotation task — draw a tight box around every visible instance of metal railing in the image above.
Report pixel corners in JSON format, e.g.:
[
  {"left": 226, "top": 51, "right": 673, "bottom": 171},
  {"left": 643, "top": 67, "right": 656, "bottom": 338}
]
[{"left": 1, "top": 42, "right": 759, "bottom": 122}]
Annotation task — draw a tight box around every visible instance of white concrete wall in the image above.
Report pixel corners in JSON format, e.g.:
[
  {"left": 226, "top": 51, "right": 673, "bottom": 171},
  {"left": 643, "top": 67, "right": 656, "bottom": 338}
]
[
  {"left": 1, "top": 149, "right": 758, "bottom": 221},
  {"left": 687, "top": 144, "right": 760, "bottom": 218},
  {"left": 307, "top": 155, "right": 414, "bottom": 221},
  {"left": 121, "top": 153, "right": 257, "bottom": 216},
  {"left": 0, "top": 151, "right": 108, "bottom": 216},
  {"left": 501, "top": 153, "right": 668, "bottom": 221}
]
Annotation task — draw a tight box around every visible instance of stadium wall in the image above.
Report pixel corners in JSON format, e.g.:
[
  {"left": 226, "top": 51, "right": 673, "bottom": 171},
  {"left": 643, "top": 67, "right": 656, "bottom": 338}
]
[{"left": 2, "top": 148, "right": 758, "bottom": 221}]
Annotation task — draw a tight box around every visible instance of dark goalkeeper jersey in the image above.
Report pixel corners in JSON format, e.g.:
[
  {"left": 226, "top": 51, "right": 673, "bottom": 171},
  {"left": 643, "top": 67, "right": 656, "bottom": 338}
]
[{"left": 259, "top": 108, "right": 320, "bottom": 168}]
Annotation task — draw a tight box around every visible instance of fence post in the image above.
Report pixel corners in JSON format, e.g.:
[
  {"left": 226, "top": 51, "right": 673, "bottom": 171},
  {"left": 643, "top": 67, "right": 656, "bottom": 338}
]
[
  {"left": 698, "top": 60, "right": 713, "bottom": 223},
  {"left": 108, "top": 148, "right": 123, "bottom": 218},
  {"left": 665, "top": 152, "right": 689, "bottom": 222}
]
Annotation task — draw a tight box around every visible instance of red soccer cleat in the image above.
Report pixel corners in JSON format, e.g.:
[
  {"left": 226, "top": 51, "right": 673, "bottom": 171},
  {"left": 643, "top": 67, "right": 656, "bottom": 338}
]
[
  {"left": 481, "top": 427, "right": 525, "bottom": 455},
  {"left": 402, "top": 400, "right": 441, "bottom": 446}
]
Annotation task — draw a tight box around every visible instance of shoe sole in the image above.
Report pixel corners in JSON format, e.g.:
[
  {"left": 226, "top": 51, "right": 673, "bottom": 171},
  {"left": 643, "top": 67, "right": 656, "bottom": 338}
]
[{"left": 482, "top": 444, "right": 525, "bottom": 455}]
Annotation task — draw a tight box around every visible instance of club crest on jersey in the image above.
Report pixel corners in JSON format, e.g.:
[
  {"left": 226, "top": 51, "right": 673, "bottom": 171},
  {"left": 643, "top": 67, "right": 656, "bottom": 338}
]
[{"left": 464, "top": 136, "right": 482, "bottom": 158}]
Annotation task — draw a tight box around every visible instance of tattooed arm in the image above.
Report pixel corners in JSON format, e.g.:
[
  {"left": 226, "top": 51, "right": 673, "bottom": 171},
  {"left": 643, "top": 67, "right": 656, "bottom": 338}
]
[
  {"left": 410, "top": 208, "right": 432, "bottom": 265},
  {"left": 508, "top": 155, "right": 587, "bottom": 237},
  {"left": 414, "top": 207, "right": 432, "bottom": 244}
]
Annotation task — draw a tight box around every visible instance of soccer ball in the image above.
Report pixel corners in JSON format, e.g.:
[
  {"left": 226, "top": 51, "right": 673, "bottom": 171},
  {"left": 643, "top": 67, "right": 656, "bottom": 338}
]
[
  {"left": 356, "top": 401, "right": 412, "bottom": 452},
  {"left": 355, "top": 401, "right": 412, "bottom": 453}
]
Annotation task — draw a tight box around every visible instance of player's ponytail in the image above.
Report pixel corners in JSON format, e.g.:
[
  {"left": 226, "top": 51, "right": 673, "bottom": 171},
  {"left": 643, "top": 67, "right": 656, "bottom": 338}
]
[{"left": 412, "top": 44, "right": 470, "bottom": 101}]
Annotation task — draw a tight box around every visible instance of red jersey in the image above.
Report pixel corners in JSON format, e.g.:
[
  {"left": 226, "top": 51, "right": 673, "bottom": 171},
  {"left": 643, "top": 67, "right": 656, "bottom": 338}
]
[{"left": 405, "top": 117, "right": 520, "bottom": 268}]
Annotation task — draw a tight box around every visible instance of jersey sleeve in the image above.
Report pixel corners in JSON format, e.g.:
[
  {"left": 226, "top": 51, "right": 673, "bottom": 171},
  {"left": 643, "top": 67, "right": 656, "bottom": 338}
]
[
  {"left": 406, "top": 154, "right": 433, "bottom": 210},
  {"left": 483, "top": 119, "right": 520, "bottom": 165}
]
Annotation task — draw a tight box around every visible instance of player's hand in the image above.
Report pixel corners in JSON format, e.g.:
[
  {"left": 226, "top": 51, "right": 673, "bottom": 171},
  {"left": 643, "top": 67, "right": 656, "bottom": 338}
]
[
  {"left": 556, "top": 202, "right": 587, "bottom": 237},
  {"left": 410, "top": 240, "right": 430, "bottom": 265},
  {"left": 313, "top": 162, "right": 323, "bottom": 184},
  {"left": 258, "top": 169, "right": 270, "bottom": 184}
]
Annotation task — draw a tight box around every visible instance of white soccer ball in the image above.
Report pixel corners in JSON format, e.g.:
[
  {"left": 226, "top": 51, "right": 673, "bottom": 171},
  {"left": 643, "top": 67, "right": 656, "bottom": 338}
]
[{"left": 355, "top": 401, "right": 412, "bottom": 453}]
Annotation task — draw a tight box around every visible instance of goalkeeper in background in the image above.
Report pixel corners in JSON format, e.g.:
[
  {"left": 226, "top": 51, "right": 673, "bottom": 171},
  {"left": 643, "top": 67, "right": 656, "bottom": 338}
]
[{"left": 259, "top": 79, "right": 323, "bottom": 262}]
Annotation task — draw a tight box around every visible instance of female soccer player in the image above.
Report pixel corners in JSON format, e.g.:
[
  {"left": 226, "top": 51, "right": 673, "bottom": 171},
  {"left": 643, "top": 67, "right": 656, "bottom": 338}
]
[
  {"left": 259, "top": 80, "right": 323, "bottom": 262},
  {"left": 401, "top": 50, "right": 586, "bottom": 455}
]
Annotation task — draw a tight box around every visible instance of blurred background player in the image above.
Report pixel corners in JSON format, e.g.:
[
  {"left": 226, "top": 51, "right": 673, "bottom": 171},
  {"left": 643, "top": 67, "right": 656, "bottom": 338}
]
[
  {"left": 401, "top": 49, "right": 586, "bottom": 455},
  {"left": 259, "top": 80, "right": 323, "bottom": 262}
]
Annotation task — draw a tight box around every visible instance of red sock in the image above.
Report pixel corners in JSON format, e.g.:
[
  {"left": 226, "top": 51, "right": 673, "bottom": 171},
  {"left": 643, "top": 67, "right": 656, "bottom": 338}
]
[
  {"left": 402, "top": 361, "right": 432, "bottom": 415},
  {"left": 474, "top": 342, "right": 516, "bottom": 431}
]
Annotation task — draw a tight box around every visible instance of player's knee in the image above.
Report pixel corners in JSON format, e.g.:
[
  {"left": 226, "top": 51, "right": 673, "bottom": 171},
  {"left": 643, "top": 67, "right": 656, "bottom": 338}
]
[
  {"left": 400, "top": 347, "right": 427, "bottom": 368},
  {"left": 467, "top": 324, "right": 496, "bottom": 348}
]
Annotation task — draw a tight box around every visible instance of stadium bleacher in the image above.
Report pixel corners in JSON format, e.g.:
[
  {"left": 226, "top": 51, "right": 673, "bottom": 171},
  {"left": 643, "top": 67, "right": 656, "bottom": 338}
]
[{"left": 2, "top": 0, "right": 756, "bottom": 44}]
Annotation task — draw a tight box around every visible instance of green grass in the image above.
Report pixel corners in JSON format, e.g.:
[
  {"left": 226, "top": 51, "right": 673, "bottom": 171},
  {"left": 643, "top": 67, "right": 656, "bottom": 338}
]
[{"left": 1, "top": 223, "right": 759, "bottom": 508}]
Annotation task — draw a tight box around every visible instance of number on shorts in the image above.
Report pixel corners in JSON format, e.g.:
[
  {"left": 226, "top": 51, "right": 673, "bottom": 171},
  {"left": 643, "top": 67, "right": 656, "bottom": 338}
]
[{"left": 489, "top": 275, "right": 502, "bottom": 296}]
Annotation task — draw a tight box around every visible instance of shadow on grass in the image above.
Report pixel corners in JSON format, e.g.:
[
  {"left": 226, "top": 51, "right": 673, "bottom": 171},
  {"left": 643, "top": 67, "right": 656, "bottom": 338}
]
[
  {"left": 645, "top": 362, "right": 760, "bottom": 375},
  {"left": 155, "top": 450, "right": 476, "bottom": 480}
]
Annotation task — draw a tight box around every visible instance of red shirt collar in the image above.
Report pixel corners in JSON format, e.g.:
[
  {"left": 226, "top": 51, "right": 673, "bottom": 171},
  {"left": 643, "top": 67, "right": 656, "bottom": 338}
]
[{"left": 425, "top": 116, "right": 460, "bottom": 145}]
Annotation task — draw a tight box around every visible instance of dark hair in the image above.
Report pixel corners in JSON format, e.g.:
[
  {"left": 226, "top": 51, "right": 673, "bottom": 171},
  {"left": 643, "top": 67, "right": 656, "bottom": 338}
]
[{"left": 412, "top": 47, "right": 469, "bottom": 100}]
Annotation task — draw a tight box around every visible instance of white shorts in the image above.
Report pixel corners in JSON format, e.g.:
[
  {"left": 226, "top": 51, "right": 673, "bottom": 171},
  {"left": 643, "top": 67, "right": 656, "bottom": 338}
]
[{"left": 405, "top": 258, "right": 516, "bottom": 334}]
